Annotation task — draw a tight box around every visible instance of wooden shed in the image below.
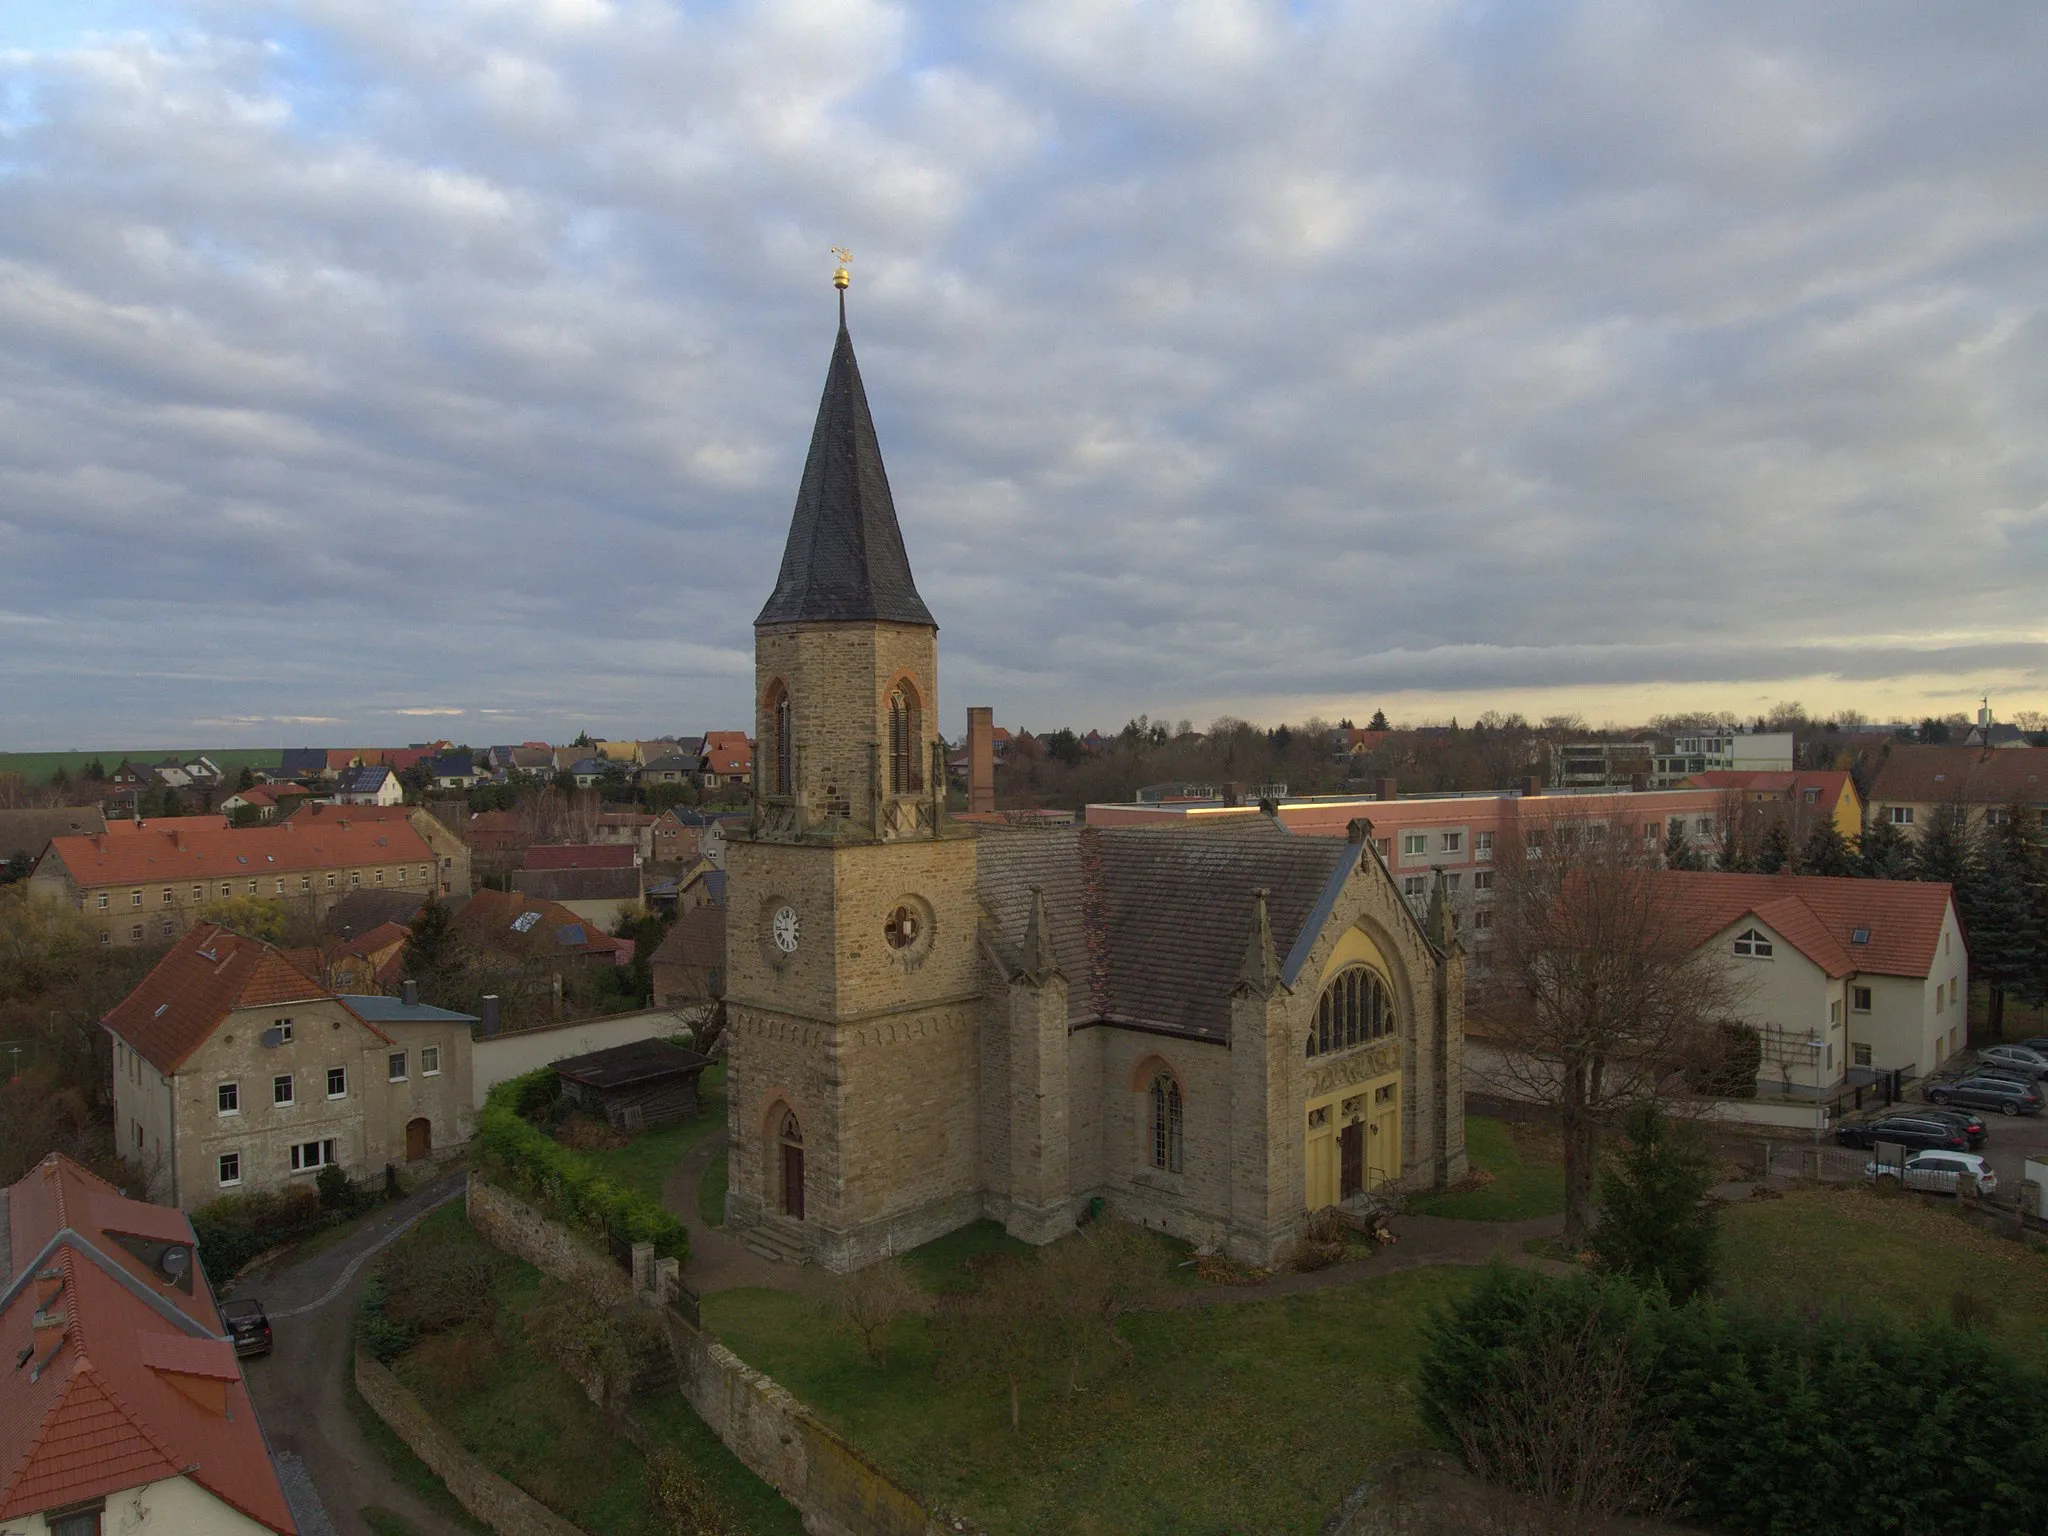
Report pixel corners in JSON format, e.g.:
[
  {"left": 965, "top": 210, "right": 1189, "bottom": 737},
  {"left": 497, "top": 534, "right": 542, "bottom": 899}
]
[{"left": 552, "top": 1038, "right": 713, "bottom": 1133}]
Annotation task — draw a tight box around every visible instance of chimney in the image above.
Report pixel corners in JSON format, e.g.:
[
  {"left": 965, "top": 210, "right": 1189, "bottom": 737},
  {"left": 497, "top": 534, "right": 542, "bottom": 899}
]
[
  {"left": 402, "top": 979, "right": 419, "bottom": 1007},
  {"left": 967, "top": 706, "right": 996, "bottom": 815},
  {"left": 1522, "top": 775, "right": 1543, "bottom": 797},
  {"left": 1222, "top": 782, "right": 1243, "bottom": 808},
  {"left": 1376, "top": 777, "right": 1398, "bottom": 802},
  {"left": 1629, "top": 772, "right": 1648, "bottom": 793},
  {"left": 481, "top": 994, "right": 500, "bottom": 1037}
]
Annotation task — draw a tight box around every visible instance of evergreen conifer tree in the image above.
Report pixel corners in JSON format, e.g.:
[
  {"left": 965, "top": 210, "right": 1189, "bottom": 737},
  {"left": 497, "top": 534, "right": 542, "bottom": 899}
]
[
  {"left": 1664, "top": 821, "right": 1702, "bottom": 871},
  {"left": 1368, "top": 708, "right": 1390, "bottom": 732},
  {"left": 1916, "top": 803, "right": 1978, "bottom": 891},
  {"left": 1755, "top": 820, "right": 1792, "bottom": 874},
  {"left": 1800, "top": 819, "right": 1856, "bottom": 877},
  {"left": 1589, "top": 1099, "right": 1718, "bottom": 1300},
  {"left": 1858, "top": 816, "right": 1916, "bottom": 879},
  {"left": 1968, "top": 832, "right": 2044, "bottom": 1038}
]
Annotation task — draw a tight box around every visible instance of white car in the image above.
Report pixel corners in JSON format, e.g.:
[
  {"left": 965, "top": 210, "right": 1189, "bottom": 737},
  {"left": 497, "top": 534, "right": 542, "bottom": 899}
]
[{"left": 1865, "top": 1150, "right": 1997, "bottom": 1197}]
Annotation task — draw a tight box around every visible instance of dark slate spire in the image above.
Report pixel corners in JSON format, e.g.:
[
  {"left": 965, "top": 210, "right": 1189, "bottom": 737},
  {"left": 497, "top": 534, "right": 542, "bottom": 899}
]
[{"left": 755, "top": 318, "right": 936, "bottom": 629}]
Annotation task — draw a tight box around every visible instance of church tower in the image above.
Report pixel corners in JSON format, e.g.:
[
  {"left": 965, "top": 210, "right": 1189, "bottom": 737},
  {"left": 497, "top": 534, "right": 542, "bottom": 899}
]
[{"left": 721, "top": 267, "right": 983, "bottom": 1270}]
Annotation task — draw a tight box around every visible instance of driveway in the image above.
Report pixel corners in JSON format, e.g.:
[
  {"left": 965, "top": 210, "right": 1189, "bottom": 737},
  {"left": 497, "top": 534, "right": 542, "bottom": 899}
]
[{"left": 228, "top": 1172, "right": 471, "bottom": 1536}]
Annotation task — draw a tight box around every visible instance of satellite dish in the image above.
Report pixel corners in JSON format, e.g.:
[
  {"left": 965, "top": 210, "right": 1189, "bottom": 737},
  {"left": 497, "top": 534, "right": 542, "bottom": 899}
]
[{"left": 159, "top": 1246, "right": 190, "bottom": 1280}]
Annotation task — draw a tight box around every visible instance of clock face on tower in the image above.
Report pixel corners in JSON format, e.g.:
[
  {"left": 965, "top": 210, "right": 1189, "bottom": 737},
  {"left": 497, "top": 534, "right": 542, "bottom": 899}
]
[{"left": 771, "top": 905, "right": 801, "bottom": 953}]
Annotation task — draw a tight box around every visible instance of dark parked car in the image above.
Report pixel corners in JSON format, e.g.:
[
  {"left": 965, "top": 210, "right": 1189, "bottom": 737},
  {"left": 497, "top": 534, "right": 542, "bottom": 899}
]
[
  {"left": 1915, "top": 1106, "right": 1988, "bottom": 1148},
  {"left": 1925, "top": 1075, "right": 2045, "bottom": 1117},
  {"left": 2020, "top": 1036, "right": 2048, "bottom": 1055},
  {"left": 1835, "top": 1114, "right": 1970, "bottom": 1151},
  {"left": 221, "top": 1297, "right": 271, "bottom": 1358}
]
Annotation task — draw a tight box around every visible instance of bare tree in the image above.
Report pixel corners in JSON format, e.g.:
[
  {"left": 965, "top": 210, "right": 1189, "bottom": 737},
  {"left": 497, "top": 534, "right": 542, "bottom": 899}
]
[
  {"left": 825, "top": 1257, "right": 924, "bottom": 1368},
  {"left": 1480, "top": 811, "right": 1744, "bottom": 1247}
]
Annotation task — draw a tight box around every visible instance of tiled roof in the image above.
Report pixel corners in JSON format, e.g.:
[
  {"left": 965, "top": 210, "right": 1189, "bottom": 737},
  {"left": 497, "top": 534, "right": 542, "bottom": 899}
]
[
  {"left": 755, "top": 320, "right": 936, "bottom": 629},
  {"left": 0, "top": 805, "right": 106, "bottom": 862},
  {"left": 335, "top": 765, "right": 393, "bottom": 794},
  {"left": 320, "top": 888, "right": 430, "bottom": 937},
  {"left": 1, "top": 1154, "right": 295, "bottom": 1532},
  {"left": 1868, "top": 745, "right": 2048, "bottom": 807},
  {"left": 39, "top": 818, "right": 431, "bottom": 888},
  {"left": 653, "top": 904, "right": 725, "bottom": 971},
  {"left": 1656, "top": 871, "right": 1954, "bottom": 979},
  {"left": 700, "top": 732, "right": 752, "bottom": 774},
  {"left": 101, "top": 923, "right": 387, "bottom": 1073},
  {"left": 454, "top": 887, "right": 625, "bottom": 959},
  {"left": 524, "top": 844, "right": 636, "bottom": 871},
  {"left": 512, "top": 867, "right": 642, "bottom": 903},
  {"left": 1683, "top": 769, "right": 1853, "bottom": 817},
  {"left": 976, "top": 824, "right": 1356, "bottom": 1042}
]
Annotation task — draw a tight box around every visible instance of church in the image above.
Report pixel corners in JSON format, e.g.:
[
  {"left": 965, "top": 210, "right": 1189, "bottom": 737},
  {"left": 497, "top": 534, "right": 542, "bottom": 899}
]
[{"left": 722, "top": 275, "right": 1469, "bottom": 1271}]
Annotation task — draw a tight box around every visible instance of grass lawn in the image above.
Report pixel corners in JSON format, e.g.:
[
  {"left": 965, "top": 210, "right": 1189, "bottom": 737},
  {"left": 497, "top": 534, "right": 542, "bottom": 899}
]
[
  {"left": 574, "top": 1062, "right": 727, "bottom": 1204},
  {"left": 384, "top": 1205, "right": 804, "bottom": 1536},
  {"left": 899, "top": 1218, "right": 1036, "bottom": 1293},
  {"left": 702, "top": 1264, "right": 1473, "bottom": 1535},
  {"left": 697, "top": 1144, "right": 728, "bottom": 1226},
  {"left": 1405, "top": 1116, "right": 1565, "bottom": 1221},
  {"left": 1718, "top": 1184, "right": 2048, "bottom": 1368},
  {"left": 344, "top": 1344, "right": 492, "bottom": 1536}
]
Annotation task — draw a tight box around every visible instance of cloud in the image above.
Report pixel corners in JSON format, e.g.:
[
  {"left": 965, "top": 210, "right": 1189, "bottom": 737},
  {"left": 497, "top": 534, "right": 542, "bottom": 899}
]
[{"left": 2, "top": 1, "right": 2047, "bottom": 747}]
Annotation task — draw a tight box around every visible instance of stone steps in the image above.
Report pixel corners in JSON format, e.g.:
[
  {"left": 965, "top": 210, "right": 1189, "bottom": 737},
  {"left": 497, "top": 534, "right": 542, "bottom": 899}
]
[{"left": 741, "top": 1221, "right": 809, "bottom": 1265}]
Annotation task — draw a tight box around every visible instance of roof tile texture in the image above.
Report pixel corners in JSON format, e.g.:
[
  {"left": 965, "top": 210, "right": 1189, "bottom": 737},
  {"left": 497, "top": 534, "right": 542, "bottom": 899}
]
[
  {"left": 42, "top": 818, "right": 431, "bottom": 888},
  {"left": 1657, "top": 871, "right": 1953, "bottom": 979}
]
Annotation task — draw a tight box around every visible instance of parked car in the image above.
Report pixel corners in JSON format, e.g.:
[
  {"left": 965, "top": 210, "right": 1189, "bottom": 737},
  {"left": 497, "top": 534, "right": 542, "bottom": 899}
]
[
  {"left": 221, "top": 1297, "right": 272, "bottom": 1358},
  {"left": 1865, "top": 1150, "right": 1998, "bottom": 1197},
  {"left": 1835, "top": 1114, "right": 1970, "bottom": 1151},
  {"left": 1976, "top": 1044, "right": 2048, "bottom": 1079},
  {"left": 1915, "top": 1106, "right": 1988, "bottom": 1148},
  {"left": 2019, "top": 1035, "right": 2048, "bottom": 1055},
  {"left": 1925, "top": 1074, "right": 2046, "bottom": 1117}
]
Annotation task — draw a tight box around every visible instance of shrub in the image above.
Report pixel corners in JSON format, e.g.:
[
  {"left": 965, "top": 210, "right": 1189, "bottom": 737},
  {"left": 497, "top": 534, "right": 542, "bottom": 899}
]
[
  {"left": 473, "top": 1069, "right": 688, "bottom": 1264},
  {"left": 1420, "top": 1265, "right": 2048, "bottom": 1536},
  {"left": 316, "top": 1164, "right": 351, "bottom": 1210},
  {"left": 358, "top": 1273, "right": 420, "bottom": 1363},
  {"left": 1588, "top": 1099, "right": 1718, "bottom": 1301},
  {"left": 191, "top": 1185, "right": 327, "bottom": 1279},
  {"left": 646, "top": 1447, "right": 734, "bottom": 1536},
  {"left": 381, "top": 1225, "right": 507, "bottom": 1334},
  {"left": 525, "top": 1280, "right": 669, "bottom": 1407}
]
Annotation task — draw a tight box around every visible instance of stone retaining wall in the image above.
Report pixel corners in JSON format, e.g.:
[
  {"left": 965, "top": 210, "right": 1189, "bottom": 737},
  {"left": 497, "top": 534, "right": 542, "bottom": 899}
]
[
  {"left": 355, "top": 1348, "right": 585, "bottom": 1536},
  {"left": 467, "top": 1174, "right": 947, "bottom": 1536}
]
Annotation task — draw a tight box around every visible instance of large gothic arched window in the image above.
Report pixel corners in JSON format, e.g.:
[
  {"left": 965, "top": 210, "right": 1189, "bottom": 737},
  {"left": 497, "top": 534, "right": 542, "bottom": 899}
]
[
  {"left": 1306, "top": 966, "right": 1394, "bottom": 1057},
  {"left": 887, "top": 678, "right": 923, "bottom": 794},
  {"left": 764, "top": 681, "right": 793, "bottom": 796},
  {"left": 1149, "top": 1073, "right": 1184, "bottom": 1173}
]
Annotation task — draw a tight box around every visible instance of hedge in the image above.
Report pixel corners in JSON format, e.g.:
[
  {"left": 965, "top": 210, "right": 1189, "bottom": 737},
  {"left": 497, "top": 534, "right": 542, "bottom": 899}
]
[
  {"left": 1419, "top": 1264, "right": 2048, "bottom": 1536},
  {"left": 472, "top": 1068, "right": 689, "bottom": 1265}
]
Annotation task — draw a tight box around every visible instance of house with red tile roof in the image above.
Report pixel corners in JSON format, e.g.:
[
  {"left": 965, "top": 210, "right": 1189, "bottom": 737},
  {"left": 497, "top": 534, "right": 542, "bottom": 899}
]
[
  {"left": 1647, "top": 871, "right": 1962, "bottom": 1095},
  {"left": 699, "top": 731, "right": 753, "bottom": 788},
  {"left": 1, "top": 1153, "right": 297, "bottom": 1533},
  {"left": 1867, "top": 744, "right": 2048, "bottom": 837},
  {"left": 1682, "top": 768, "right": 1863, "bottom": 845},
  {"left": 27, "top": 816, "right": 444, "bottom": 950},
  {"left": 102, "top": 924, "right": 477, "bottom": 1207},
  {"left": 451, "top": 887, "right": 629, "bottom": 968}
]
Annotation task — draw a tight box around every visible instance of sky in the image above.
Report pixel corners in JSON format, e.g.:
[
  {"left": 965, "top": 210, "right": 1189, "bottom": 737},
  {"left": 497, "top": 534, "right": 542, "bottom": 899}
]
[{"left": 2, "top": 1, "right": 2046, "bottom": 750}]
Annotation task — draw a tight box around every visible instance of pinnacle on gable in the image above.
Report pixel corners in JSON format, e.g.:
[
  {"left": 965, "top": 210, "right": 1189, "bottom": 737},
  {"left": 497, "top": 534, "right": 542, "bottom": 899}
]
[
  {"left": 1016, "top": 884, "right": 1064, "bottom": 986},
  {"left": 1237, "top": 886, "right": 1282, "bottom": 996},
  {"left": 755, "top": 319, "right": 935, "bottom": 629}
]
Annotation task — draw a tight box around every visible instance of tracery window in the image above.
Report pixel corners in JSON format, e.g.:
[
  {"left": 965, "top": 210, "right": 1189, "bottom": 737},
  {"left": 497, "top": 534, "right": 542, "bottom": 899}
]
[
  {"left": 888, "top": 679, "right": 923, "bottom": 794},
  {"left": 764, "top": 681, "right": 793, "bottom": 795},
  {"left": 1149, "top": 1074, "right": 1183, "bottom": 1173},
  {"left": 1306, "top": 966, "right": 1394, "bottom": 1057}
]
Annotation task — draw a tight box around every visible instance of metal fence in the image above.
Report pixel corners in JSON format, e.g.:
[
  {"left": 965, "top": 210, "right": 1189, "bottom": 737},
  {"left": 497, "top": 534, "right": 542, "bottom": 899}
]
[{"left": 1758, "top": 1142, "right": 1870, "bottom": 1183}]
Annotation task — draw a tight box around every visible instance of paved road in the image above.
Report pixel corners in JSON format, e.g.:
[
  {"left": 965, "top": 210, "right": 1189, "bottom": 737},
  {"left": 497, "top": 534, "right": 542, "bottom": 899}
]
[{"left": 229, "top": 1172, "right": 471, "bottom": 1536}]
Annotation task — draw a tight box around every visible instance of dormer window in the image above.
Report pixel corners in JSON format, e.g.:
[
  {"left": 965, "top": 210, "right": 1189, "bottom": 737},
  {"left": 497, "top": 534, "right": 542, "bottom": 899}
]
[{"left": 1733, "top": 928, "right": 1773, "bottom": 958}]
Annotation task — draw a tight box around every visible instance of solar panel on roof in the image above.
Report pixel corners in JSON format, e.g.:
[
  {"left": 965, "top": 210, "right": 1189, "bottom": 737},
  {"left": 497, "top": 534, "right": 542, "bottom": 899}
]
[{"left": 557, "top": 924, "right": 586, "bottom": 945}]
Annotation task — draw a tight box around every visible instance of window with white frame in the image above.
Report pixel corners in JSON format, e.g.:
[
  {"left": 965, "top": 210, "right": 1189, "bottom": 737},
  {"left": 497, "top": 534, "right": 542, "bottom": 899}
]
[
  {"left": 1402, "top": 875, "right": 1426, "bottom": 897},
  {"left": 275, "top": 878, "right": 286, "bottom": 894},
  {"left": 273, "top": 1073, "right": 294, "bottom": 1106},
  {"left": 130, "top": 888, "right": 142, "bottom": 906},
  {"left": 326, "top": 872, "right": 336, "bottom": 888},
  {"left": 1852, "top": 1043, "right": 1872, "bottom": 1067},
  {"left": 1890, "top": 806, "right": 1914, "bottom": 826},
  {"left": 217, "top": 1152, "right": 241, "bottom": 1187},
  {"left": 388, "top": 1051, "right": 408, "bottom": 1082},
  {"left": 1732, "top": 928, "right": 1773, "bottom": 958},
  {"left": 1473, "top": 870, "right": 1494, "bottom": 892},
  {"left": 1474, "top": 830, "right": 1493, "bottom": 859},
  {"left": 275, "top": 1018, "right": 294, "bottom": 1043},
  {"left": 290, "top": 1138, "right": 338, "bottom": 1172},
  {"left": 129, "top": 924, "right": 142, "bottom": 942},
  {"left": 1444, "top": 873, "right": 1461, "bottom": 890},
  {"left": 218, "top": 1081, "right": 239, "bottom": 1115},
  {"left": 1441, "top": 831, "right": 1463, "bottom": 852},
  {"left": 1830, "top": 1000, "right": 1842, "bottom": 1024},
  {"left": 1401, "top": 833, "right": 1427, "bottom": 856},
  {"left": 1852, "top": 986, "right": 1872, "bottom": 1012},
  {"left": 159, "top": 920, "right": 174, "bottom": 938},
  {"left": 161, "top": 887, "right": 173, "bottom": 905},
  {"left": 301, "top": 875, "right": 311, "bottom": 892},
  {"left": 1643, "top": 822, "right": 1660, "bottom": 842},
  {"left": 96, "top": 892, "right": 108, "bottom": 910},
  {"left": 1696, "top": 817, "right": 1713, "bottom": 835},
  {"left": 192, "top": 884, "right": 203, "bottom": 900},
  {"left": 327, "top": 1066, "right": 347, "bottom": 1099},
  {"left": 220, "top": 883, "right": 232, "bottom": 898},
  {"left": 421, "top": 1046, "right": 440, "bottom": 1076},
  {"left": 1473, "top": 908, "right": 1494, "bottom": 930}
]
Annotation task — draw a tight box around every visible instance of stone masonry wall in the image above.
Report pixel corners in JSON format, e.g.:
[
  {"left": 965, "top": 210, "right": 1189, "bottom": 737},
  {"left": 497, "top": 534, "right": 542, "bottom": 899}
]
[
  {"left": 354, "top": 1349, "right": 584, "bottom": 1536},
  {"left": 465, "top": 1176, "right": 945, "bottom": 1536}
]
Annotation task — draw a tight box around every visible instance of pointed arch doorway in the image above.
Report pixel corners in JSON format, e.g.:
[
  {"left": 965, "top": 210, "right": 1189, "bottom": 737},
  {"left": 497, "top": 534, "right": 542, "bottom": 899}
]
[{"left": 777, "top": 1110, "right": 805, "bottom": 1221}]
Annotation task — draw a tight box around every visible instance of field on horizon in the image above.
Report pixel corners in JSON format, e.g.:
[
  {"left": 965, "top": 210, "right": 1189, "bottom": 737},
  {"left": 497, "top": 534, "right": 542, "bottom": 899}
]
[{"left": 0, "top": 748, "right": 284, "bottom": 784}]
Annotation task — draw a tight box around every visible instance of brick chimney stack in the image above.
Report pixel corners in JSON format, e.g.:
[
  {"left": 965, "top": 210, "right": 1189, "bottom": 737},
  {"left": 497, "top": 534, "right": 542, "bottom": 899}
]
[{"left": 967, "top": 707, "right": 996, "bottom": 814}]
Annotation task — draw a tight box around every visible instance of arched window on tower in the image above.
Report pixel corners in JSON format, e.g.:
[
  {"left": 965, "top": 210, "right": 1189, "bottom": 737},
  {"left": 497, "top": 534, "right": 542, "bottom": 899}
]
[
  {"left": 888, "top": 678, "right": 923, "bottom": 794},
  {"left": 1149, "top": 1073, "right": 1184, "bottom": 1173},
  {"left": 764, "top": 681, "right": 793, "bottom": 796},
  {"left": 1305, "top": 966, "right": 1394, "bottom": 1057}
]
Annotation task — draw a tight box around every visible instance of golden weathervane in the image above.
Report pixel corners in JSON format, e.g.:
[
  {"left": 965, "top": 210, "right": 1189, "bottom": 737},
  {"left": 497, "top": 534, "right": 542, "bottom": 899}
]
[{"left": 831, "top": 247, "right": 852, "bottom": 290}]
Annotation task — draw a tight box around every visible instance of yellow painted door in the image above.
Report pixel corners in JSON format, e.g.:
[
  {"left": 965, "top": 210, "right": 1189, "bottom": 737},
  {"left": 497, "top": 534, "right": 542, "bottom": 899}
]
[
  {"left": 1304, "top": 1104, "right": 1336, "bottom": 1209},
  {"left": 1367, "top": 1080, "right": 1401, "bottom": 1188}
]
